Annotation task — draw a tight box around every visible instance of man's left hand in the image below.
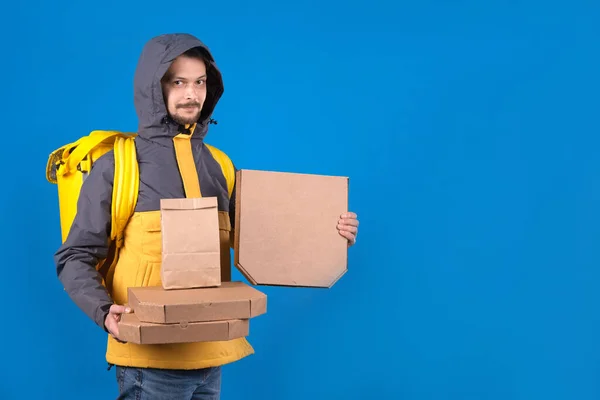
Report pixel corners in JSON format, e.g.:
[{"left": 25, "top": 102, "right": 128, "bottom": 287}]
[{"left": 338, "top": 212, "right": 359, "bottom": 247}]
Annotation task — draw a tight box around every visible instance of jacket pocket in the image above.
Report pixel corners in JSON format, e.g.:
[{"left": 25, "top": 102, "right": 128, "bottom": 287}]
[
  {"left": 142, "top": 261, "right": 162, "bottom": 287},
  {"left": 139, "top": 211, "right": 163, "bottom": 262}
]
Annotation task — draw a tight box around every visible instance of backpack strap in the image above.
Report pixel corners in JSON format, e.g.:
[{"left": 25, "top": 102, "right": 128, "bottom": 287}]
[
  {"left": 60, "top": 130, "right": 129, "bottom": 177},
  {"left": 111, "top": 136, "right": 139, "bottom": 249},
  {"left": 205, "top": 143, "right": 235, "bottom": 198},
  {"left": 99, "top": 135, "right": 139, "bottom": 290}
]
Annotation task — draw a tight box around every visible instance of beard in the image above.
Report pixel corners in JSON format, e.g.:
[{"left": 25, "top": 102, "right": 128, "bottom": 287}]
[{"left": 170, "top": 103, "right": 203, "bottom": 125}]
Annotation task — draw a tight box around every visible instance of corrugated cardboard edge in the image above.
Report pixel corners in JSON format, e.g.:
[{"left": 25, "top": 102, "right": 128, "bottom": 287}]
[
  {"left": 325, "top": 267, "right": 348, "bottom": 288},
  {"left": 128, "top": 287, "right": 168, "bottom": 323},
  {"left": 127, "top": 283, "right": 267, "bottom": 324},
  {"left": 136, "top": 319, "right": 249, "bottom": 343},
  {"left": 118, "top": 314, "right": 250, "bottom": 345},
  {"left": 118, "top": 318, "right": 141, "bottom": 344},
  {"left": 127, "top": 288, "right": 140, "bottom": 310},
  {"left": 250, "top": 294, "right": 267, "bottom": 317},
  {"left": 234, "top": 170, "right": 258, "bottom": 285},
  {"left": 227, "top": 319, "right": 250, "bottom": 339},
  {"left": 251, "top": 268, "right": 348, "bottom": 289}
]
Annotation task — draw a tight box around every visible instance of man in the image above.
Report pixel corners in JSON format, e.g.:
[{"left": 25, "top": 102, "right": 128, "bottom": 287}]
[{"left": 55, "top": 33, "right": 359, "bottom": 399}]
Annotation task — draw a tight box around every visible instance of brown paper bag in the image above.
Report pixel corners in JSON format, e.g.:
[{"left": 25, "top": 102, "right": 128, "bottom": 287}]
[{"left": 160, "top": 197, "right": 221, "bottom": 289}]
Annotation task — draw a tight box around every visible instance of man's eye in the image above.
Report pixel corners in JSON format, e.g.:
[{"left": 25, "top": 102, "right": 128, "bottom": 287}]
[
  {"left": 196, "top": 79, "right": 205, "bottom": 85},
  {"left": 173, "top": 80, "right": 183, "bottom": 86}
]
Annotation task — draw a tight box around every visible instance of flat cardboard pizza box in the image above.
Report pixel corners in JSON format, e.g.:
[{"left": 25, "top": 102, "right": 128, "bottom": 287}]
[
  {"left": 128, "top": 281, "right": 267, "bottom": 324},
  {"left": 117, "top": 313, "right": 249, "bottom": 345},
  {"left": 234, "top": 169, "right": 349, "bottom": 288}
]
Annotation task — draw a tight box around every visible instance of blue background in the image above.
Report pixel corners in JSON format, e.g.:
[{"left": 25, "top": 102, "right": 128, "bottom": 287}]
[{"left": 2, "top": 0, "right": 600, "bottom": 399}]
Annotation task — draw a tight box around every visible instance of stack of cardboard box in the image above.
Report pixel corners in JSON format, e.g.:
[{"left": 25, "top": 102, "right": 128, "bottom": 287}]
[{"left": 118, "top": 169, "right": 349, "bottom": 344}]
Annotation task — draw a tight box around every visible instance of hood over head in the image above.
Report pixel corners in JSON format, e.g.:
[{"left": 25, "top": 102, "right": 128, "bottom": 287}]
[{"left": 133, "top": 33, "right": 224, "bottom": 141}]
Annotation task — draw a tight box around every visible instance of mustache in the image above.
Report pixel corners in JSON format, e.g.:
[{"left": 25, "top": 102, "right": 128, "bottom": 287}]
[{"left": 176, "top": 102, "right": 201, "bottom": 108}]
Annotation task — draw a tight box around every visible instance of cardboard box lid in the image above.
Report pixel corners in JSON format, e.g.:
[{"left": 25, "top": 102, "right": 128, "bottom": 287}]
[
  {"left": 128, "top": 281, "right": 267, "bottom": 324},
  {"left": 234, "top": 169, "right": 348, "bottom": 288},
  {"left": 117, "top": 313, "right": 249, "bottom": 345}
]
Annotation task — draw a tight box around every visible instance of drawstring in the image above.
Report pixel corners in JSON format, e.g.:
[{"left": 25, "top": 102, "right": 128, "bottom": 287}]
[{"left": 160, "top": 116, "right": 218, "bottom": 127}]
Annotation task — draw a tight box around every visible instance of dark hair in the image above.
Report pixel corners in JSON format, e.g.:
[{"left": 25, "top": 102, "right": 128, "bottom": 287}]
[
  {"left": 181, "top": 47, "right": 212, "bottom": 69},
  {"left": 162, "top": 47, "right": 212, "bottom": 82}
]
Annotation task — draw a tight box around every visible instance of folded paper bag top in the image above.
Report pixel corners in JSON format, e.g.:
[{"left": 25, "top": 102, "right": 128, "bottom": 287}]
[
  {"left": 160, "top": 198, "right": 219, "bottom": 211},
  {"left": 160, "top": 197, "right": 222, "bottom": 290}
]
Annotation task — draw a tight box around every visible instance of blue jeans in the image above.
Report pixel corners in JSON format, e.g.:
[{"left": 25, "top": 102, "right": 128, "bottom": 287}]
[{"left": 116, "top": 366, "right": 221, "bottom": 400}]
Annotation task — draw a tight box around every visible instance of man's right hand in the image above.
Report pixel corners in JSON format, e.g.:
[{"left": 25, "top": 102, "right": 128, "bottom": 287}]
[{"left": 104, "top": 304, "right": 132, "bottom": 343}]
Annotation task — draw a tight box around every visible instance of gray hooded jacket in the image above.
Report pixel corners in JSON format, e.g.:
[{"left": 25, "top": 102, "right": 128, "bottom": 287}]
[{"left": 54, "top": 33, "right": 236, "bottom": 331}]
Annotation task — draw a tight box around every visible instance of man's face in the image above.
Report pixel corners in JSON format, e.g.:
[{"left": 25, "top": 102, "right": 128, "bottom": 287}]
[{"left": 161, "top": 55, "right": 207, "bottom": 126}]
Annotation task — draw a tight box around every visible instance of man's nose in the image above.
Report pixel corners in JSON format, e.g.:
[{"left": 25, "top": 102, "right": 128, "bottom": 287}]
[{"left": 184, "top": 84, "right": 197, "bottom": 99}]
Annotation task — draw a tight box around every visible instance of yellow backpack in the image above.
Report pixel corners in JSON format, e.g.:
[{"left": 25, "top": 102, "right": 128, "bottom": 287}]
[{"left": 46, "top": 130, "right": 235, "bottom": 285}]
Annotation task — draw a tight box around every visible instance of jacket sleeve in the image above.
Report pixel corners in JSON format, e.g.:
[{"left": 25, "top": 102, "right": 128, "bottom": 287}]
[{"left": 54, "top": 151, "right": 115, "bottom": 331}]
